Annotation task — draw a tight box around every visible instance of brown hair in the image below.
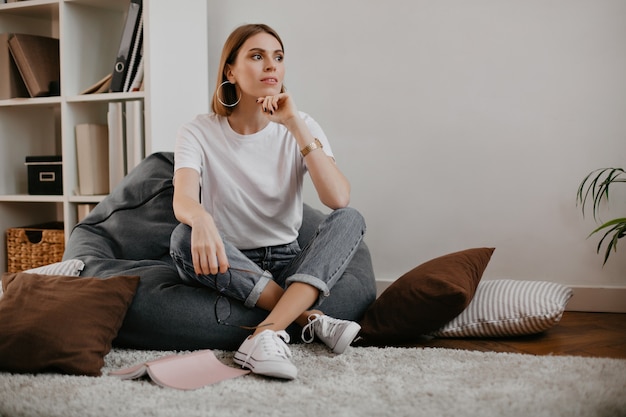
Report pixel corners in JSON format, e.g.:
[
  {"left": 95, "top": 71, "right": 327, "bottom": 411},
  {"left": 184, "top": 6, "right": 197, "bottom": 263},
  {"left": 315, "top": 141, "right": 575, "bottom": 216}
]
[{"left": 212, "top": 24, "right": 286, "bottom": 116}]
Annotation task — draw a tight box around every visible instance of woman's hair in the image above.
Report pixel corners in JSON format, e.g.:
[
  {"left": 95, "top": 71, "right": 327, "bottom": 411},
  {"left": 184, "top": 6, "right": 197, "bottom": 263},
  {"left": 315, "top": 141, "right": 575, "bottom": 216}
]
[{"left": 212, "top": 23, "right": 286, "bottom": 116}]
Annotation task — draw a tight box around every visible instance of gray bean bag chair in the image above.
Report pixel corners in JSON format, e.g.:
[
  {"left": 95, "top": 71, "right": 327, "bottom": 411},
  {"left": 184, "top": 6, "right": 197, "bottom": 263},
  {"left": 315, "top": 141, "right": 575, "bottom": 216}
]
[{"left": 63, "top": 152, "right": 377, "bottom": 351}]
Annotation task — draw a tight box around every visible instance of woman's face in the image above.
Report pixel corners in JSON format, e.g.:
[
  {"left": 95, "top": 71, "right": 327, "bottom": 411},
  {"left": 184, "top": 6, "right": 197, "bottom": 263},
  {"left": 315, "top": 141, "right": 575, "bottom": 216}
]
[{"left": 228, "top": 32, "right": 284, "bottom": 99}]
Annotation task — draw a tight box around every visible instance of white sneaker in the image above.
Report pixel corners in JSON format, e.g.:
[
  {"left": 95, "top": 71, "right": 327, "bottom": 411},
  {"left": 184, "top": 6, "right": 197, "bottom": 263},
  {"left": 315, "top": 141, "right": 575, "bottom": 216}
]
[
  {"left": 301, "top": 314, "right": 361, "bottom": 354},
  {"left": 233, "top": 329, "right": 297, "bottom": 380}
]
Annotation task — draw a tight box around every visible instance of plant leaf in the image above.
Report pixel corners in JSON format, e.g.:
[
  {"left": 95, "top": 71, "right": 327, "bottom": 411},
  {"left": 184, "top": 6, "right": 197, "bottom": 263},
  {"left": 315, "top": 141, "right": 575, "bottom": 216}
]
[
  {"left": 577, "top": 168, "right": 625, "bottom": 221},
  {"left": 578, "top": 168, "right": 625, "bottom": 265},
  {"left": 589, "top": 218, "right": 626, "bottom": 265}
]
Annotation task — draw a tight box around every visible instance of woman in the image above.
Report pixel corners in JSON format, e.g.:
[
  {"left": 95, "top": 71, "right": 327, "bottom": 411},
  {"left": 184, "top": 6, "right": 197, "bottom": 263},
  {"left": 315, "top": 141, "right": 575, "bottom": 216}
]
[{"left": 169, "top": 23, "right": 366, "bottom": 380}]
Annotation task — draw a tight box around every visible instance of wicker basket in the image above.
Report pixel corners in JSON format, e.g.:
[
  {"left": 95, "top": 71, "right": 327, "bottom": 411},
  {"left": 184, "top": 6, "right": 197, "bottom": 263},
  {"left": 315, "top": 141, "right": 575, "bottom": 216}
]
[{"left": 6, "top": 222, "right": 65, "bottom": 273}]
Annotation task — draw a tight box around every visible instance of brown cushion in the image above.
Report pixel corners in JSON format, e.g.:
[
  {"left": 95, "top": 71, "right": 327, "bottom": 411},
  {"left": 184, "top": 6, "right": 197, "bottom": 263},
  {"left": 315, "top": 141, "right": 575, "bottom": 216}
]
[
  {"left": 0, "top": 272, "right": 139, "bottom": 376},
  {"left": 357, "top": 247, "right": 495, "bottom": 345}
]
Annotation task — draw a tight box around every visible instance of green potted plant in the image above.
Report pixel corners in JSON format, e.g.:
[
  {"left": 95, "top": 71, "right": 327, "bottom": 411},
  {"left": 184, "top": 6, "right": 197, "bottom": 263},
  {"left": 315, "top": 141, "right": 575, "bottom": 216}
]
[{"left": 577, "top": 168, "right": 626, "bottom": 265}]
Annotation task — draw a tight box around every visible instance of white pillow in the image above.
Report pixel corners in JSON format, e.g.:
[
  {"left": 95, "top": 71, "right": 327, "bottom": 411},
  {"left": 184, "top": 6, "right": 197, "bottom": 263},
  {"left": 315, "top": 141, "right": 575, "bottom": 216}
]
[
  {"left": 430, "top": 279, "right": 573, "bottom": 337},
  {"left": 24, "top": 259, "right": 85, "bottom": 277}
]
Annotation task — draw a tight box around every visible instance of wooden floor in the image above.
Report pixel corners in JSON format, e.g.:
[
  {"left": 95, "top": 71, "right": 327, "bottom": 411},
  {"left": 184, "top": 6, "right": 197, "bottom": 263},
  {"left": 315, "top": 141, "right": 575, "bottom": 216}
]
[{"left": 407, "top": 312, "right": 626, "bottom": 359}]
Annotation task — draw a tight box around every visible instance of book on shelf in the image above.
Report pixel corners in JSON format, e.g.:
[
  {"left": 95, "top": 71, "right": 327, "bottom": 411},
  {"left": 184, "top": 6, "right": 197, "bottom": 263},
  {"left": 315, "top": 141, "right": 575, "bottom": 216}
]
[
  {"left": 7, "top": 33, "right": 60, "bottom": 97},
  {"left": 0, "top": 33, "right": 29, "bottom": 99},
  {"left": 125, "top": 100, "right": 144, "bottom": 173},
  {"left": 107, "top": 102, "right": 126, "bottom": 191},
  {"left": 77, "top": 203, "right": 98, "bottom": 222},
  {"left": 109, "top": 349, "right": 249, "bottom": 390},
  {"left": 110, "top": 0, "right": 142, "bottom": 93},
  {"left": 107, "top": 100, "right": 146, "bottom": 191},
  {"left": 80, "top": 73, "right": 112, "bottom": 95},
  {"left": 75, "top": 123, "right": 109, "bottom": 195}
]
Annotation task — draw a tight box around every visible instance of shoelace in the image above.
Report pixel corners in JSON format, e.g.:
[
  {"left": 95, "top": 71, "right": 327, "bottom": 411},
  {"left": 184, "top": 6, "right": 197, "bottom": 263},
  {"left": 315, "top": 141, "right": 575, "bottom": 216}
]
[
  {"left": 301, "top": 314, "right": 333, "bottom": 343},
  {"left": 242, "top": 330, "right": 292, "bottom": 367}
]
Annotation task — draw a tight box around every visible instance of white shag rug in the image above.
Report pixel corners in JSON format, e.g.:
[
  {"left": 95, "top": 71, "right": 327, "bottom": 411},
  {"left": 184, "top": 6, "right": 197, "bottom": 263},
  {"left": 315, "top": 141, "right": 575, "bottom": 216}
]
[{"left": 1, "top": 344, "right": 625, "bottom": 417}]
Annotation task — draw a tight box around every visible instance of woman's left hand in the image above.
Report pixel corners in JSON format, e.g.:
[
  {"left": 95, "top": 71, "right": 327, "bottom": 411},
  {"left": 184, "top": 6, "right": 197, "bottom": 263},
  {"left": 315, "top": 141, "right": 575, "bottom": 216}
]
[
  {"left": 258, "top": 91, "right": 351, "bottom": 209},
  {"left": 257, "top": 92, "right": 299, "bottom": 125}
]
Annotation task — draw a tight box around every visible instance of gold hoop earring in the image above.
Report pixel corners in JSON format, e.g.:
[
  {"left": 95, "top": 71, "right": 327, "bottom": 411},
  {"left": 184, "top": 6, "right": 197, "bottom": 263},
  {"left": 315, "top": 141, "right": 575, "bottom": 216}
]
[{"left": 217, "top": 80, "right": 241, "bottom": 108}]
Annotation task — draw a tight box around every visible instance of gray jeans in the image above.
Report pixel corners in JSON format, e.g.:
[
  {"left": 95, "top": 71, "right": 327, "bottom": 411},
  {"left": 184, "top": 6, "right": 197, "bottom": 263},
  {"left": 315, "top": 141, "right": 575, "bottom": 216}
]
[{"left": 170, "top": 207, "right": 366, "bottom": 310}]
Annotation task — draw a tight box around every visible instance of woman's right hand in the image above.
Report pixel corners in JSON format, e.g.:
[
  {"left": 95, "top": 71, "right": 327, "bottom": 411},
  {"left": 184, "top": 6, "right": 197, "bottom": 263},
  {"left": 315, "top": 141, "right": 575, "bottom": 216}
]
[
  {"left": 190, "top": 212, "right": 229, "bottom": 276},
  {"left": 172, "top": 167, "right": 229, "bottom": 276}
]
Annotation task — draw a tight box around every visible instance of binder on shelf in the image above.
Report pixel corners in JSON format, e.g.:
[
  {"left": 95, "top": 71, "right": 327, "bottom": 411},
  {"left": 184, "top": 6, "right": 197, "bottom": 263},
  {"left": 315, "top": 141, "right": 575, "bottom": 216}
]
[
  {"left": 0, "top": 33, "right": 29, "bottom": 99},
  {"left": 110, "top": 0, "right": 142, "bottom": 93},
  {"left": 75, "top": 123, "right": 110, "bottom": 196},
  {"left": 8, "top": 33, "right": 60, "bottom": 97},
  {"left": 122, "top": 13, "right": 143, "bottom": 93},
  {"left": 125, "top": 100, "right": 144, "bottom": 173},
  {"left": 107, "top": 102, "right": 126, "bottom": 190},
  {"left": 128, "top": 51, "right": 144, "bottom": 92}
]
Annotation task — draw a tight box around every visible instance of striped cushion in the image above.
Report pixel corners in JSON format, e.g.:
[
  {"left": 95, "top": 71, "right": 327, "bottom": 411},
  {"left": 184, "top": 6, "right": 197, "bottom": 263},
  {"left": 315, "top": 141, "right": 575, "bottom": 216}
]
[
  {"left": 24, "top": 259, "right": 85, "bottom": 276},
  {"left": 430, "top": 279, "right": 573, "bottom": 337}
]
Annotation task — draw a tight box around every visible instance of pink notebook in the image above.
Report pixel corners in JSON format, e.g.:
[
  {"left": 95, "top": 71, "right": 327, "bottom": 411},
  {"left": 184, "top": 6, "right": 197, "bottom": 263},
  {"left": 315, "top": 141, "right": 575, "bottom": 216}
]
[{"left": 109, "top": 350, "right": 249, "bottom": 390}]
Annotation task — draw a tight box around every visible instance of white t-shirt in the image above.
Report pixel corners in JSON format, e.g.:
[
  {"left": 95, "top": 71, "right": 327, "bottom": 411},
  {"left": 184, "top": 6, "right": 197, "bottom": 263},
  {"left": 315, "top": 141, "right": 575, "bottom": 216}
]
[{"left": 174, "top": 112, "right": 333, "bottom": 250}]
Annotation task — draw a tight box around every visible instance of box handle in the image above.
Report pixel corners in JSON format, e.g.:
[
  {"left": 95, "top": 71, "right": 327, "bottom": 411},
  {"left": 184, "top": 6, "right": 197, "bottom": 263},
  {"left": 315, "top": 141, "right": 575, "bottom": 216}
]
[
  {"left": 24, "top": 230, "right": 44, "bottom": 244},
  {"left": 39, "top": 172, "right": 56, "bottom": 182}
]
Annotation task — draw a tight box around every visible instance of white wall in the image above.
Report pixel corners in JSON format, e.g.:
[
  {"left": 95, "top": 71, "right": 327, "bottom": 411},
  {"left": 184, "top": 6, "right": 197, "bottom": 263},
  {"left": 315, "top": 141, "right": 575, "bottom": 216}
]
[
  {"left": 145, "top": 1, "right": 209, "bottom": 153},
  {"left": 206, "top": 1, "right": 626, "bottom": 289}
]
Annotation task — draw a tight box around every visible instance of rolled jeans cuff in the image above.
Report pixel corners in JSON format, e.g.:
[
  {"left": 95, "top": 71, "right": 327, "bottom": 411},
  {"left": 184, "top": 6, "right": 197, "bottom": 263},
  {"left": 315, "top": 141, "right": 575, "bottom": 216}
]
[
  {"left": 285, "top": 273, "right": 330, "bottom": 307},
  {"left": 244, "top": 270, "right": 272, "bottom": 308}
]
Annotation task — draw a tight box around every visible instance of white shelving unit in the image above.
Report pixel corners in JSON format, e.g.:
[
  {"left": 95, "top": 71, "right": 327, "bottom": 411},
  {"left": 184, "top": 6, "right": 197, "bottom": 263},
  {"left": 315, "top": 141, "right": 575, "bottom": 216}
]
[{"left": 0, "top": 0, "right": 209, "bottom": 271}]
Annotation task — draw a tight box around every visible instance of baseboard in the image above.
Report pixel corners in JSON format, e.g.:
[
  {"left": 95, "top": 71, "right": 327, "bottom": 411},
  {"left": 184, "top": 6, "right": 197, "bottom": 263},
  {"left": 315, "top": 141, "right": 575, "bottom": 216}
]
[
  {"left": 375, "top": 279, "right": 394, "bottom": 297},
  {"left": 374, "top": 279, "right": 626, "bottom": 313}
]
